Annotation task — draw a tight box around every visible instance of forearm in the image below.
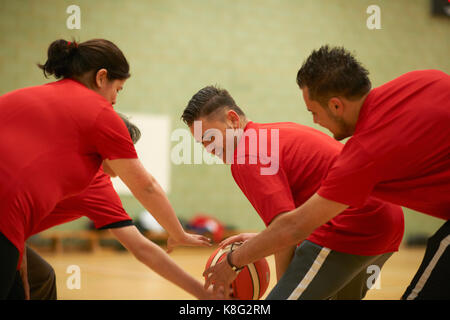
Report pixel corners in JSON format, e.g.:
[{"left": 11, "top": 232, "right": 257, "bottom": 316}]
[
  {"left": 232, "top": 194, "right": 348, "bottom": 267},
  {"left": 107, "top": 158, "right": 186, "bottom": 239},
  {"left": 112, "top": 227, "right": 208, "bottom": 299},
  {"left": 133, "top": 240, "right": 207, "bottom": 299},
  {"left": 132, "top": 178, "right": 185, "bottom": 239},
  {"left": 232, "top": 213, "right": 305, "bottom": 268}
]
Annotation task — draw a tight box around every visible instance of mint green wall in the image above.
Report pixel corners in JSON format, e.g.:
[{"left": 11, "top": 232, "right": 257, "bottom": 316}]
[{"left": 1, "top": 0, "right": 448, "bottom": 237}]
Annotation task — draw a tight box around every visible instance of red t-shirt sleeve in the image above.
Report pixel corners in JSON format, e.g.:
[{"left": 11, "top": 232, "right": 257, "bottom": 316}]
[
  {"left": 231, "top": 157, "right": 295, "bottom": 226},
  {"left": 37, "top": 172, "right": 133, "bottom": 232},
  {"left": 92, "top": 107, "right": 138, "bottom": 160},
  {"left": 318, "top": 138, "right": 378, "bottom": 208},
  {"left": 31, "top": 210, "right": 82, "bottom": 235},
  {"left": 79, "top": 173, "right": 133, "bottom": 229}
]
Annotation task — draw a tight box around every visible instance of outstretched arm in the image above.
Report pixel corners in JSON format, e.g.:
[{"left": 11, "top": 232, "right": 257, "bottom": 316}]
[
  {"left": 204, "top": 194, "right": 348, "bottom": 297},
  {"left": 233, "top": 194, "right": 347, "bottom": 267},
  {"left": 110, "top": 225, "right": 214, "bottom": 300},
  {"left": 106, "top": 158, "right": 211, "bottom": 249}
]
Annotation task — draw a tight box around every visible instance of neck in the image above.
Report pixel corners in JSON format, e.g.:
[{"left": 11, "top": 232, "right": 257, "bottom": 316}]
[
  {"left": 239, "top": 117, "right": 250, "bottom": 129},
  {"left": 346, "top": 92, "right": 370, "bottom": 130},
  {"left": 73, "top": 71, "right": 96, "bottom": 90}
]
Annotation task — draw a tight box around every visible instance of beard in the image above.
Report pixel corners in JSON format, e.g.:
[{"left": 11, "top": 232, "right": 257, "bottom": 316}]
[
  {"left": 333, "top": 126, "right": 352, "bottom": 140},
  {"left": 329, "top": 114, "right": 354, "bottom": 141}
]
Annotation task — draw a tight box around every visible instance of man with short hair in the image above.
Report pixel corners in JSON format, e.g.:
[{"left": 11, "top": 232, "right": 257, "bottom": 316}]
[
  {"left": 182, "top": 85, "right": 404, "bottom": 299},
  {"left": 203, "top": 46, "right": 450, "bottom": 300}
]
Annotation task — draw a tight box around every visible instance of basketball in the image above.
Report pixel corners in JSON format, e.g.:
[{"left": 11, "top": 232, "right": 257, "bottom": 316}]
[{"left": 204, "top": 242, "right": 270, "bottom": 300}]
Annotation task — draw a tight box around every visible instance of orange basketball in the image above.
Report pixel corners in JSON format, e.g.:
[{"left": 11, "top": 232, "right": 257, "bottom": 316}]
[{"left": 204, "top": 242, "right": 270, "bottom": 300}]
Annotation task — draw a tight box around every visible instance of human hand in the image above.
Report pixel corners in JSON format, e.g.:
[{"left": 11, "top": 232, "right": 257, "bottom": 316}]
[
  {"left": 218, "top": 233, "right": 257, "bottom": 248},
  {"left": 167, "top": 232, "right": 212, "bottom": 253},
  {"left": 203, "top": 252, "right": 239, "bottom": 298}
]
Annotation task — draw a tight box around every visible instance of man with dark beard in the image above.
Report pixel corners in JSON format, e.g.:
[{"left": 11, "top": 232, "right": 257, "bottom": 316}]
[{"left": 203, "top": 46, "right": 450, "bottom": 300}]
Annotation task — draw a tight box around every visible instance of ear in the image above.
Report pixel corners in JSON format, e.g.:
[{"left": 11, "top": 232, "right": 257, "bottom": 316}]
[
  {"left": 226, "top": 109, "right": 240, "bottom": 128},
  {"left": 95, "top": 68, "right": 109, "bottom": 88},
  {"left": 327, "top": 97, "right": 345, "bottom": 117}
]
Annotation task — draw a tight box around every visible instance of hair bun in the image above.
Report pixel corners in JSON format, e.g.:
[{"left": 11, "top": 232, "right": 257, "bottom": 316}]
[
  {"left": 38, "top": 39, "right": 77, "bottom": 79},
  {"left": 38, "top": 38, "right": 130, "bottom": 81}
]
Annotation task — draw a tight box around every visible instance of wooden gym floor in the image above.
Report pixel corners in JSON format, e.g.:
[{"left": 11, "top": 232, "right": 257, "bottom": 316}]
[{"left": 33, "top": 245, "right": 426, "bottom": 300}]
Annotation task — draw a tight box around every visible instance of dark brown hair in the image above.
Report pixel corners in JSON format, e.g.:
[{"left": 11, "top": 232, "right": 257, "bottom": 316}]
[
  {"left": 296, "top": 45, "right": 371, "bottom": 106},
  {"left": 181, "top": 85, "right": 245, "bottom": 126},
  {"left": 118, "top": 113, "right": 141, "bottom": 144},
  {"left": 38, "top": 39, "right": 130, "bottom": 81}
]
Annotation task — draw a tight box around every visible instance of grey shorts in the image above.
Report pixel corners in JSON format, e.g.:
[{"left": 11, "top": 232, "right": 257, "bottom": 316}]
[{"left": 266, "top": 240, "right": 393, "bottom": 300}]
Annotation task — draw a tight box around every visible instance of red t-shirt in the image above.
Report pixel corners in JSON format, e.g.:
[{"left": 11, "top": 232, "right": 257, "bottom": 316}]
[
  {"left": 0, "top": 79, "right": 138, "bottom": 258},
  {"left": 318, "top": 70, "right": 450, "bottom": 220},
  {"left": 231, "top": 121, "right": 404, "bottom": 255},
  {"left": 30, "top": 168, "right": 133, "bottom": 236}
]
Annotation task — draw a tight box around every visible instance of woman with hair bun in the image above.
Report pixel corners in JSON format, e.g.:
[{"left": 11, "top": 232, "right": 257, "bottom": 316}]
[{"left": 0, "top": 39, "right": 212, "bottom": 300}]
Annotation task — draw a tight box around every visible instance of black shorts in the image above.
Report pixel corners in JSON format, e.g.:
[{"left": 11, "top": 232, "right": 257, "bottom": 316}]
[
  {"left": 266, "top": 240, "right": 393, "bottom": 300},
  {"left": 402, "top": 220, "right": 450, "bottom": 300},
  {"left": 0, "top": 232, "right": 25, "bottom": 300}
]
